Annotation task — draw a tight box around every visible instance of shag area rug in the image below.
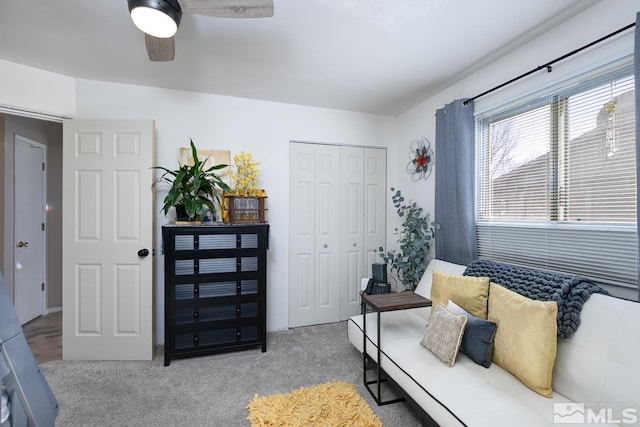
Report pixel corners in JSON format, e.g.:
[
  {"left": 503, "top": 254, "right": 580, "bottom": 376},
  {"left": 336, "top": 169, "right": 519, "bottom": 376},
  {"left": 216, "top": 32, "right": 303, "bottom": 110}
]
[{"left": 246, "top": 381, "right": 383, "bottom": 427}]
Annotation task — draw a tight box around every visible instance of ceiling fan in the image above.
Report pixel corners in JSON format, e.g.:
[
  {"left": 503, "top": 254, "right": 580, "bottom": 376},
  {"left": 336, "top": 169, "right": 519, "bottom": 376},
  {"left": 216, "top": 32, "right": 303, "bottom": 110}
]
[{"left": 127, "top": 0, "right": 274, "bottom": 62}]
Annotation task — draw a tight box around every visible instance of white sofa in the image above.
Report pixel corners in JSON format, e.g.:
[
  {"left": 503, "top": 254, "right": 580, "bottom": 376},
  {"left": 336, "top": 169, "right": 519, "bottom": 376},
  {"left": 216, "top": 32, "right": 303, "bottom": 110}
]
[{"left": 347, "top": 259, "right": 640, "bottom": 427}]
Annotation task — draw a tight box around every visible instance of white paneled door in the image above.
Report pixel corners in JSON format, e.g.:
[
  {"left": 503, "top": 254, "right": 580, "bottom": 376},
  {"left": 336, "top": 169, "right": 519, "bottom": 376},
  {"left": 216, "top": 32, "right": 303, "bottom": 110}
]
[
  {"left": 313, "top": 145, "right": 342, "bottom": 324},
  {"left": 339, "top": 146, "right": 364, "bottom": 320},
  {"left": 62, "top": 120, "right": 155, "bottom": 360},
  {"left": 290, "top": 142, "right": 386, "bottom": 327},
  {"left": 363, "top": 148, "right": 387, "bottom": 280},
  {"left": 14, "top": 136, "right": 46, "bottom": 325},
  {"left": 289, "top": 143, "right": 341, "bottom": 327},
  {"left": 340, "top": 147, "right": 386, "bottom": 319}
]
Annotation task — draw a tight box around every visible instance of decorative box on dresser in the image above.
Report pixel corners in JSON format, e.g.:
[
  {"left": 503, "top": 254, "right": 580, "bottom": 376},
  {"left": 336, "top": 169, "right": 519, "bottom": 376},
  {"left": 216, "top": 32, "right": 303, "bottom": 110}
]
[{"left": 162, "top": 223, "right": 269, "bottom": 366}]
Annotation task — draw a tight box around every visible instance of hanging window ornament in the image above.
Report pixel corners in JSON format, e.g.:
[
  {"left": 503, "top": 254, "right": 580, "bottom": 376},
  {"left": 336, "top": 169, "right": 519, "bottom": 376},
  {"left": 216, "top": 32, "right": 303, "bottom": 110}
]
[
  {"left": 406, "top": 137, "right": 434, "bottom": 181},
  {"left": 604, "top": 83, "right": 618, "bottom": 159}
]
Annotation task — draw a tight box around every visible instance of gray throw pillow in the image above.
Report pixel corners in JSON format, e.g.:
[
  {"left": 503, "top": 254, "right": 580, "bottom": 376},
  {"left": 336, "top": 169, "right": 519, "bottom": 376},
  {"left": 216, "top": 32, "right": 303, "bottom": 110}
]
[
  {"left": 447, "top": 300, "right": 497, "bottom": 368},
  {"left": 420, "top": 303, "right": 467, "bottom": 367}
]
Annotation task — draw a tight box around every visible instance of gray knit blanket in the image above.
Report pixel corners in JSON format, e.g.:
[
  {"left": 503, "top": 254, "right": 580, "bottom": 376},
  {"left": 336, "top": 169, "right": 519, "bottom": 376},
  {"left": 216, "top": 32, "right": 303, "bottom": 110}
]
[{"left": 463, "top": 259, "right": 608, "bottom": 339}]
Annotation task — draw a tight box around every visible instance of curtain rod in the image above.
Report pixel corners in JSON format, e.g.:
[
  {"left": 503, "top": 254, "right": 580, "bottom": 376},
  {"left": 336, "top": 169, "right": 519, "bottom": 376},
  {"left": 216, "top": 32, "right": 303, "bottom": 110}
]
[{"left": 463, "top": 21, "right": 636, "bottom": 106}]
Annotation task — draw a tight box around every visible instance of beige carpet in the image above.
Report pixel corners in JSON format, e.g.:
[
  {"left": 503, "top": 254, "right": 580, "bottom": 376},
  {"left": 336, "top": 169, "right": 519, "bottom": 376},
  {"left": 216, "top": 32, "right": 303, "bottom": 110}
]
[{"left": 246, "top": 381, "right": 383, "bottom": 427}]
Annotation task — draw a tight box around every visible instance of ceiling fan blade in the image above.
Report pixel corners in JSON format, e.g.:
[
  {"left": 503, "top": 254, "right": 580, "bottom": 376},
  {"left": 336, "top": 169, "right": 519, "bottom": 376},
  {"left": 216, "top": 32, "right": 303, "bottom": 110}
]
[
  {"left": 145, "top": 34, "right": 176, "bottom": 62},
  {"left": 178, "top": 0, "right": 274, "bottom": 18}
]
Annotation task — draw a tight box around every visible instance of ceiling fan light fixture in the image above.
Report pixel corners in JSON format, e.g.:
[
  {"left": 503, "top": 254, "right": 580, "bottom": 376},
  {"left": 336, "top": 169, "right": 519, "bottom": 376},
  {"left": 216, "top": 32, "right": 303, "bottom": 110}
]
[{"left": 128, "top": 0, "right": 182, "bottom": 38}]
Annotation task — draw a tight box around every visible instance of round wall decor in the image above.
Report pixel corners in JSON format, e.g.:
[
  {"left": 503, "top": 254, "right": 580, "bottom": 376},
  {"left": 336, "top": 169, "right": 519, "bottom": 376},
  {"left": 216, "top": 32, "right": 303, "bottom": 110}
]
[{"left": 406, "top": 137, "right": 434, "bottom": 181}]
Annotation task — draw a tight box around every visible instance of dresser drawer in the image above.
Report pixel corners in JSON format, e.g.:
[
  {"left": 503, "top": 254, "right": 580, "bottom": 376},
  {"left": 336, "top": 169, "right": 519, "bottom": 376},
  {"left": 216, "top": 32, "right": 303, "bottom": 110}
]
[
  {"left": 174, "top": 325, "right": 259, "bottom": 350},
  {"left": 174, "top": 280, "right": 259, "bottom": 301},
  {"left": 172, "top": 232, "right": 260, "bottom": 251},
  {"left": 174, "top": 302, "right": 258, "bottom": 325}
]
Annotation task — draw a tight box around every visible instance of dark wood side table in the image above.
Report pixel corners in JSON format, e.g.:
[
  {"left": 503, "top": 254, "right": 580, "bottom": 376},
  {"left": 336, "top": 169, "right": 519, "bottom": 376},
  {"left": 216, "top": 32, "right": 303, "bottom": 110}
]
[{"left": 362, "top": 292, "right": 432, "bottom": 405}]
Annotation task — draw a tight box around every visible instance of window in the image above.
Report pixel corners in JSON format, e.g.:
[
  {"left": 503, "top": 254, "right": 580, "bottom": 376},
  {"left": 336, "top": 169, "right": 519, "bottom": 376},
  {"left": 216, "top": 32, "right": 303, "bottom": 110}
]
[{"left": 476, "top": 59, "right": 637, "bottom": 293}]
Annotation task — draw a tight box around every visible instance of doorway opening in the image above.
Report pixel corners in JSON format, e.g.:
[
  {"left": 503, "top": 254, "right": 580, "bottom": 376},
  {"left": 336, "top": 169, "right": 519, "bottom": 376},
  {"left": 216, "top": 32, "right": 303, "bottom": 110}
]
[{"left": 0, "top": 113, "right": 63, "bottom": 361}]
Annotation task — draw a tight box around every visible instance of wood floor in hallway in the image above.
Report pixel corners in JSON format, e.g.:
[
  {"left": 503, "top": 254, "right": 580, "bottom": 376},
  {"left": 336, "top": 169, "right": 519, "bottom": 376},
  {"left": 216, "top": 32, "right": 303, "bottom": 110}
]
[{"left": 22, "top": 311, "right": 62, "bottom": 363}]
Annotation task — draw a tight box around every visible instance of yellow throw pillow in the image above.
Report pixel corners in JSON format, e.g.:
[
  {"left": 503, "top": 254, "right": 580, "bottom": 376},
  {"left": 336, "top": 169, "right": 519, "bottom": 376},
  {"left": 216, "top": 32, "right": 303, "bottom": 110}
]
[
  {"left": 430, "top": 270, "right": 490, "bottom": 319},
  {"left": 488, "top": 283, "right": 558, "bottom": 397}
]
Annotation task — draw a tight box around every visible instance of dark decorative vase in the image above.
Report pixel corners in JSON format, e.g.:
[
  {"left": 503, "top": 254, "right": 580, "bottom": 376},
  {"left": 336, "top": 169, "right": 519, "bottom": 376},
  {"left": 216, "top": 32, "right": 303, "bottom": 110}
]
[{"left": 175, "top": 204, "right": 190, "bottom": 222}]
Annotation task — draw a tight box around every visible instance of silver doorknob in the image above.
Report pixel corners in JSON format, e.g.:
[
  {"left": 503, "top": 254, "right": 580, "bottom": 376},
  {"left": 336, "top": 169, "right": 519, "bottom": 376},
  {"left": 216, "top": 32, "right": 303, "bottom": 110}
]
[
  {"left": 323, "top": 244, "right": 328, "bottom": 248},
  {"left": 353, "top": 242, "right": 357, "bottom": 247},
  {"left": 17, "top": 241, "right": 29, "bottom": 248}
]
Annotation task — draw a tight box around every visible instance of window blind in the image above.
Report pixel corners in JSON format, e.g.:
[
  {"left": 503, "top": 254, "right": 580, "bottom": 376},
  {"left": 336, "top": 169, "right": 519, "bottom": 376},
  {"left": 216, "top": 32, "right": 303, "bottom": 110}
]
[{"left": 475, "top": 59, "right": 638, "bottom": 291}]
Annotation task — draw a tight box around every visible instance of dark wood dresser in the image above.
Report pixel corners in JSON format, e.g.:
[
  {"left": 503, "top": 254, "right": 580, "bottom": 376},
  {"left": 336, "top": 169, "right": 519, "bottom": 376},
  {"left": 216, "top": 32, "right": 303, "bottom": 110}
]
[{"left": 162, "top": 223, "right": 269, "bottom": 366}]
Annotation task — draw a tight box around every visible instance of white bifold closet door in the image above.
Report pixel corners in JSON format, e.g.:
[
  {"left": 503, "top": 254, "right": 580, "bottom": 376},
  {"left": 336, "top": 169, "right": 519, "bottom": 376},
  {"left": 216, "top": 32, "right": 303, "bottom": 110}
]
[{"left": 289, "top": 142, "right": 386, "bottom": 327}]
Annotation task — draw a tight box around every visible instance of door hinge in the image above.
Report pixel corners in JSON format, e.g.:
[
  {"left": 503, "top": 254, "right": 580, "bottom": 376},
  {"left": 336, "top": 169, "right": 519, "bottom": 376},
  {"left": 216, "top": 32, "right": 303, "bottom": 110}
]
[
  {"left": 41, "top": 223, "right": 45, "bottom": 231},
  {"left": 42, "top": 162, "right": 45, "bottom": 171},
  {"left": 41, "top": 283, "right": 45, "bottom": 292}
]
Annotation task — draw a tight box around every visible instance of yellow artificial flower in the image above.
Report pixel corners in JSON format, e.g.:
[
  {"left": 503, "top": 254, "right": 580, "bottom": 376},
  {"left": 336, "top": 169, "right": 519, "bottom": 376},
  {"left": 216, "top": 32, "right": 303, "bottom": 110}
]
[{"left": 230, "top": 151, "right": 261, "bottom": 195}]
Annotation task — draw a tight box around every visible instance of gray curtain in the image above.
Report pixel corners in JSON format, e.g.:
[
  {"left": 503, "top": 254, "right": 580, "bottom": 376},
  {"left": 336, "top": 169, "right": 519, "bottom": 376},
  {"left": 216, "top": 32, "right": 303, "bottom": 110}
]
[
  {"left": 434, "top": 99, "right": 477, "bottom": 265},
  {"left": 635, "top": 12, "right": 640, "bottom": 301}
]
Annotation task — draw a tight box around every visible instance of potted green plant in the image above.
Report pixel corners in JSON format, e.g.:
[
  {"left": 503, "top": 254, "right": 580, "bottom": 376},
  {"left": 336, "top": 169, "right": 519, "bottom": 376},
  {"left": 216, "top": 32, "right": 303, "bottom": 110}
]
[
  {"left": 153, "top": 139, "right": 231, "bottom": 222},
  {"left": 378, "top": 187, "right": 439, "bottom": 291}
]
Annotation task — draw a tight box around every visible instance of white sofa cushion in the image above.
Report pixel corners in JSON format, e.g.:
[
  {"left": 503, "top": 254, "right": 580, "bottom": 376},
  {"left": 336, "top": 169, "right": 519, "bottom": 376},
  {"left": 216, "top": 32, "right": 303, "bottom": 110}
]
[{"left": 553, "top": 293, "right": 640, "bottom": 406}]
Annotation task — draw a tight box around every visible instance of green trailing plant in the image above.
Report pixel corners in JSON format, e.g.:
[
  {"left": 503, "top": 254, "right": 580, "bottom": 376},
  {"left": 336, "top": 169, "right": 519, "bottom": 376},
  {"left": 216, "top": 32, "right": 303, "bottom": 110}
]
[
  {"left": 153, "top": 139, "right": 231, "bottom": 221},
  {"left": 378, "top": 187, "right": 439, "bottom": 291}
]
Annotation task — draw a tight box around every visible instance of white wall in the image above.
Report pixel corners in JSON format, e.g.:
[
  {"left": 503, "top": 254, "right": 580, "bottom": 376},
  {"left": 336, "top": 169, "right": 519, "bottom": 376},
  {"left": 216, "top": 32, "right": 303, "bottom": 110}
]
[
  {"left": 397, "top": 0, "right": 638, "bottom": 227},
  {"left": 74, "top": 79, "right": 397, "bottom": 341},
  {"left": 0, "top": 60, "right": 75, "bottom": 119}
]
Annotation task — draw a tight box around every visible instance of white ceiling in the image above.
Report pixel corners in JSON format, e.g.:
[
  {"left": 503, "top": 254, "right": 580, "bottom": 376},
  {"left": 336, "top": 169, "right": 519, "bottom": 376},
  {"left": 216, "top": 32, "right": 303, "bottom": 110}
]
[{"left": 0, "top": 0, "right": 601, "bottom": 116}]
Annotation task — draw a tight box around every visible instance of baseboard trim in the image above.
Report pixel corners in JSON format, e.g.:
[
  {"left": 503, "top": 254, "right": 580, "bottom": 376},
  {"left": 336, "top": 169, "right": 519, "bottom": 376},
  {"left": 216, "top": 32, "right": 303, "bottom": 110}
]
[{"left": 44, "top": 306, "right": 62, "bottom": 315}]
